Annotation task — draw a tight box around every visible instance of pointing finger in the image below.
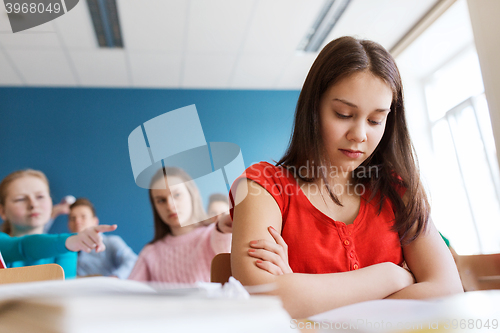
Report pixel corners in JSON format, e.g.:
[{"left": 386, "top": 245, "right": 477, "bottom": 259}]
[{"left": 94, "top": 224, "right": 117, "bottom": 233}]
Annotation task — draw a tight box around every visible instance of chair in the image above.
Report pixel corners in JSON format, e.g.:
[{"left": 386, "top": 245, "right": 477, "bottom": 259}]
[
  {"left": 456, "top": 253, "right": 500, "bottom": 291},
  {"left": 0, "top": 264, "right": 65, "bottom": 285},
  {"left": 211, "top": 253, "right": 232, "bottom": 284}
]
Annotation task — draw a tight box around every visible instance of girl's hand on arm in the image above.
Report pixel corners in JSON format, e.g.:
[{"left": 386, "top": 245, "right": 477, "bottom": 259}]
[
  {"left": 216, "top": 213, "right": 232, "bottom": 234},
  {"left": 232, "top": 179, "right": 284, "bottom": 286},
  {"left": 65, "top": 224, "right": 117, "bottom": 253},
  {"left": 393, "top": 262, "right": 416, "bottom": 287},
  {"left": 248, "top": 226, "right": 293, "bottom": 275}
]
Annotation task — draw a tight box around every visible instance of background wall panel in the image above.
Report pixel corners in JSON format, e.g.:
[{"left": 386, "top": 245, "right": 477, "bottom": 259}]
[{"left": 0, "top": 87, "right": 299, "bottom": 253}]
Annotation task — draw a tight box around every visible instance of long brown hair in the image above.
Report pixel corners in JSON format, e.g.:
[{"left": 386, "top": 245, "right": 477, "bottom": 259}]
[
  {"left": 0, "top": 169, "right": 50, "bottom": 235},
  {"left": 278, "top": 36, "right": 429, "bottom": 244},
  {"left": 148, "top": 167, "right": 207, "bottom": 243}
]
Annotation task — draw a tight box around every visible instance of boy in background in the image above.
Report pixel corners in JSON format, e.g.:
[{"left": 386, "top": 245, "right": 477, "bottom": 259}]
[
  {"left": 206, "top": 193, "right": 231, "bottom": 232},
  {"left": 68, "top": 198, "right": 137, "bottom": 279},
  {"left": 207, "top": 193, "right": 229, "bottom": 218}
]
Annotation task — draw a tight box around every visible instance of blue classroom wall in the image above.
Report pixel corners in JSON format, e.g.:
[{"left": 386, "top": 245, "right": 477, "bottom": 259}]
[{"left": 0, "top": 87, "right": 300, "bottom": 253}]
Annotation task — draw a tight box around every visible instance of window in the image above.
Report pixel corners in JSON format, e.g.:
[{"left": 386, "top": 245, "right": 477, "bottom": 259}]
[{"left": 424, "top": 47, "right": 500, "bottom": 254}]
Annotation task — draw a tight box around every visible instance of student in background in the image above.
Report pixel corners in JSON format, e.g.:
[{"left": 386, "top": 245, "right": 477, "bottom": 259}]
[
  {"left": 129, "top": 167, "right": 232, "bottom": 283},
  {"left": 0, "top": 169, "right": 116, "bottom": 276},
  {"left": 207, "top": 193, "right": 230, "bottom": 218},
  {"left": 230, "top": 36, "right": 463, "bottom": 319},
  {"left": 1, "top": 169, "right": 55, "bottom": 237},
  {"left": 68, "top": 198, "right": 137, "bottom": 279},
  {"left": 43, "top": 195, "right": 76, "bottom": 233}
]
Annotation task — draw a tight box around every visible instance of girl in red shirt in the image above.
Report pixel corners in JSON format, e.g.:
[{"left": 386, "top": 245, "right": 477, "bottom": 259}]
[{"left": 230, "top": 36, "right": 463, "bottom": 319}]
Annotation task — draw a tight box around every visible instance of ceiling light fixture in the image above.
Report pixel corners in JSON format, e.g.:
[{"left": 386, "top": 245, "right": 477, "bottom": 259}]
[
  {"left": 87, "top": 0, "right": 123, "bottom": 48},
  {"left": 297, "top": 0, "right": 351, "bottom": 53}
]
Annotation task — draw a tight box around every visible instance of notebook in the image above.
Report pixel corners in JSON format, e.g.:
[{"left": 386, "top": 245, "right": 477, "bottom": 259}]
[{"left": 0, "top": 277, "right": 293, "bottom": 333}]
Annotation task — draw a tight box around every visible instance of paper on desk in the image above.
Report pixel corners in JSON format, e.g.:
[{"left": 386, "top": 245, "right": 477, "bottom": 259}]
[
  {"left": 128, "top": 277, "right": 251, "bottom": 299},
  {"left": 0, "top": 276, "right": 251, "bottom": 301},
  {"left": 308, "top": 299, "right": 442, "bottom": 332},
  {"left": 0, "top": 295, "right": 293, "bottom": 333},
  {"left": 198, "top": 277, "right": 250, "bottom": 299},
  {"left": 0, "top": 277, "right": 293, "bottom": 333},
  {"left": 0, "top": 277, "right": 157, "bottom": 301}
]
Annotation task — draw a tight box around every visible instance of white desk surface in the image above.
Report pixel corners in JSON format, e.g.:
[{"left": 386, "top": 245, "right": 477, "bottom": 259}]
[
  {"left": 0, "top": 277, "right": 294, "bottom": 333},
  {"left": 0, "top": 277, "right": 499, "bottom": 333}
]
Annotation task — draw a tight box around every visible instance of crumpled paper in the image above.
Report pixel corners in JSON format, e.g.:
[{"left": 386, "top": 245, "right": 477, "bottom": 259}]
[{"left": 196, "top": 277, "right": 250, "bottom": 299}]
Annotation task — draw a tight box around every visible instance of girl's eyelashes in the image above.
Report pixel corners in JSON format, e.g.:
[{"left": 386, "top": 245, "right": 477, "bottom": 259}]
[
  {"left": 335, "top": 111, "right": 383, "bottom": 125},
  {"left": 155, "top": 193, "right": 180, "bottom": 204},
  {"left": 155, "top": 197, "right": 166, "bottom": 204},
  {"left": 335, "top": 112, "right": 351, "bottom": 119},
  {"left": 369, "top": 119, "right": 383, "bottom": 125},
  {"left": 12, "top": 193, "right": 48, "bottom": 203}
]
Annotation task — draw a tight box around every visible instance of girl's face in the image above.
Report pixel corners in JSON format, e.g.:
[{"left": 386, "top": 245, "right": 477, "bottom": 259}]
[
  {"left": 319, "top": 71, "right": 393, "bottom": 173},
  {"left": 151, "top": 176, "right": 194, "bottom": 227},
  {"left": 0, "top": 176, "right": 52, "bottom": 230},
  {"left": 207, "top": 201, "right": 229, "bottom": 217}
]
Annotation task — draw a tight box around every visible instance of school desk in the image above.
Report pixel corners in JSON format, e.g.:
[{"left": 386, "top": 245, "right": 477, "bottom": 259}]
[
  {"left": 0, "top": 277, "right": 294, "bottom": 333},
  {"left": 0, "top": 277, "right": 499, "bottom": 333}
]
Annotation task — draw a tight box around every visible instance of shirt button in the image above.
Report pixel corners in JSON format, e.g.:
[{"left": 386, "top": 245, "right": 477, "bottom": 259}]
[
  {"left": 350, "top": 252, "right": 355, "bottom": 258},
  {"left": 353, "top": 264, "right": 359, "bottom": 270},
  {"left": 344, "top": 240, "right": 350, "bottom": 246}
]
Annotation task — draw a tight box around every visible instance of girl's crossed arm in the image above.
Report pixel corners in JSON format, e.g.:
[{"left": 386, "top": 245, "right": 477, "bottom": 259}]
[
  {"left": 243, "top": 187, "right": 464, "bottom": 315},
  {"left": 231, "top": 179, "right": 414, "bottom": 319},
  {"left": 386, "top": 194, "right": 463, "bottom": 299}
]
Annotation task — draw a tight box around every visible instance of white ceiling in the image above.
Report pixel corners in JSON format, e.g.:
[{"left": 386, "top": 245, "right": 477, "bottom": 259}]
[{"left": 0, "top": 0, "right": 438, "bottom": 89}]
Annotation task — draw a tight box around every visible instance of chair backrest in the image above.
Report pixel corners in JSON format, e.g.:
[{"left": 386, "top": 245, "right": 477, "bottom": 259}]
[
  {"left": 456, "top": 253, "right": 500, "bottom": 291},
  {"left": 0, "top": 264, "right": 65, "bottom": 285},
  {"left": 211, "top": 253, "right": 231, "bottom": 284}
]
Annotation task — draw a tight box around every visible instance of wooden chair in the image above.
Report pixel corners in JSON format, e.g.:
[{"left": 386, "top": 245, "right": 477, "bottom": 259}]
[
  {"left": 0, "top": 264, "right": 65, "bottom": 285},
  {"left": 211, "top": 253, "right": 232, "bottom": 284},
  {"left": 456, "top": 253, "right": 500, "bottom": 291}
]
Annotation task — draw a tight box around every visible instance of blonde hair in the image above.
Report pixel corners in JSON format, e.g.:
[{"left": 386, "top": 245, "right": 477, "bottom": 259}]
[
  {"left": 148, "top": 167, "right": 207, "bottom": 243},
  {"left": 0, "top": 169, "right": 50, "bottom": 235}
]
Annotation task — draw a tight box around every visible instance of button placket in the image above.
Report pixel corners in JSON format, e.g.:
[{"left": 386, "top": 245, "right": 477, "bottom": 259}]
[
  {"left": 342, "top": 236, "right": 358, "bottom": 271},
  {"left": 339, "top": 224, "right": 357, "bottom": 271}
]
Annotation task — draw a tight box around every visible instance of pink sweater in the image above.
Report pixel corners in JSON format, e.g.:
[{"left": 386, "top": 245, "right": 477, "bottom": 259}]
[{"left": 128, "top": 223, "right": 231, "bottom": 283}]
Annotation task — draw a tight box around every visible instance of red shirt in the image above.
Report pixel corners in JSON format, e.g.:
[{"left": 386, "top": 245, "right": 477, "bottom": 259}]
[{"left": 230, "top": 162, "right": 403, "bottom": 273}]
